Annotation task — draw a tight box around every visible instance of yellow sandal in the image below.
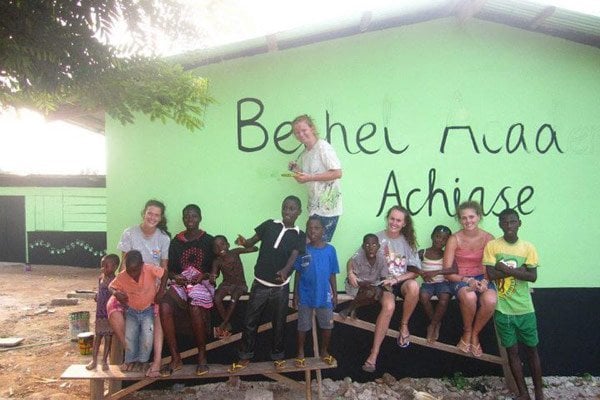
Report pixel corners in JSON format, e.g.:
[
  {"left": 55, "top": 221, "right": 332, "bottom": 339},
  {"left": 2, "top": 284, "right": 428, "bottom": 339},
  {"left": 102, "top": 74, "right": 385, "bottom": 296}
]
[
  {"left": 228, "top": 361, "right": 249, "bottom": 373},
  {"left": 273, "top": 360, "right": 286, "bottom": 371},
  {"left": 321, "top": 355, "right": 336, "bottom": 366}
]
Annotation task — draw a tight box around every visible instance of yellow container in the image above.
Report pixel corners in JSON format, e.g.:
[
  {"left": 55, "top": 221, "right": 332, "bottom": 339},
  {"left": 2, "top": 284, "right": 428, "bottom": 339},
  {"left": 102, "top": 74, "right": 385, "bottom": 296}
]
[{"left": 77, "top": 332, "right": 94, "bottom": 355}]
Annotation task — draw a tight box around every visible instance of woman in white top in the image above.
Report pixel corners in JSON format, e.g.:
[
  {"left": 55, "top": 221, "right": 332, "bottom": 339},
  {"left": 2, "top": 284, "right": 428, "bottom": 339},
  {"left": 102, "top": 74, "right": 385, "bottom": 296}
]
[
  {"left": 109, "top": 199, "right": 170, "bottom": 376},
  {"left": 289, "top": 114, "right": 342, "bottom": 242}
]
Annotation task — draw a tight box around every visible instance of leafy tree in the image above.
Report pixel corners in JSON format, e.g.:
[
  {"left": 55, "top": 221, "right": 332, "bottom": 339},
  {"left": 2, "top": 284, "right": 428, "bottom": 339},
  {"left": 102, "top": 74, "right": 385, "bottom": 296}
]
[{"left": 0, "top": 0, "right": 213, "bottom": 131}]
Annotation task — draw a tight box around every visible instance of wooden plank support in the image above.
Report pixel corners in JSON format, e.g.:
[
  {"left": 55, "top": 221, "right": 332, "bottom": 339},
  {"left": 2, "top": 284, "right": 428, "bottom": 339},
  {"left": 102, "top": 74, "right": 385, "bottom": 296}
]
[
  {"left": 61, "top": 357, "right": 336, "bottom": 400},
  {"left": 333, "top": 313, "right": 504, "bottom": 364}
]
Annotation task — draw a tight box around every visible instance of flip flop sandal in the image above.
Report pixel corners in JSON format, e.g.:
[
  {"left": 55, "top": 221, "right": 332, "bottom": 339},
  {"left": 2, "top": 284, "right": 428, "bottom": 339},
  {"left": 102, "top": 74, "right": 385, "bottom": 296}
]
[
  {"left": 321, "top": 355, "right": 336, "bottom": 366},
  {"left": 159, "top": 363, "right": 182, "bottom": 377},
  {"left": 273, "top": 360, "right": 286, "bottom": 371},
  {"left": 362, "top": 361, "right": 376, "bottom": 373},
  {"left": 456, "top": 339, "right": 471, "bottom": 353},
  {"left": 294, "top": 358, "right": 306, "bottom": 368},
  {"left": 471, "top": 343, "right": 483, "bottom": 357},
  {"left": 196, "top": 364, "right": 209, "bottom": 376},
  {"left": 227, "top": 361, "right": 249, "bottom": 373},
  {"left": 397, "top": 334, "right": 410, "bottom": 348}
]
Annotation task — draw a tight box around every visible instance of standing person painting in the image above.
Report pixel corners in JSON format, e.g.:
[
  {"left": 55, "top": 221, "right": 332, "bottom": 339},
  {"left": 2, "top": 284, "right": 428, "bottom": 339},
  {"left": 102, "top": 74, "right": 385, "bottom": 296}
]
[
  {"left": 289, "top": 114, "right": 342, "bottom": 242},
  {"left": 361, "top": 205, "right": 421, "bottom": 373},
  {"left": 160, "top": 204, "right": 215, "bottom": 377},
  {"left": 107, "top": 199, "right": 170, "bottom": 377},
  {"left": 443, "top": 201, "right": 496, "bottom": 358}
]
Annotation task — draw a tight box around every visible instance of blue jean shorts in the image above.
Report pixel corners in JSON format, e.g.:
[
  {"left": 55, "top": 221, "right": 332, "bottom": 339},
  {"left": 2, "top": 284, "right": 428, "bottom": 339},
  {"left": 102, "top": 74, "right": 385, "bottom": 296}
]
[
  {"left": 311, "top": 215, "right": 339, "bottom": 243},
  {"left": 451, "top": 274, "right": 496, "bottom": 297},
  {"left": 420, "top": 281, "right": 452, "bottom": 297},
  {"left": 297, "top": 304, "right": 334, "bottom": 331}
]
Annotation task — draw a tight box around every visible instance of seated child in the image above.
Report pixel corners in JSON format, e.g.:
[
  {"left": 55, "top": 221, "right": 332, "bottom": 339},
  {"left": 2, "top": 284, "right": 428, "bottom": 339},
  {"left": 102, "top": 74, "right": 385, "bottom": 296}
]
[
  {"left": 210, "top": 234, "right": 258, "bottom": 338},
  {"left": 417, "top": 225, "right": 452, "bottom": 343},
  {"left": 109, "top": 250, "right": 164, "bottom": 372},
  {"left": 86, "top": 253, "right": 119, "bottom": 370},
  {"left": 338, "top": 233, "right": 385, "bottom": 319},
  {"left": 293, "top": 217, "right": 339, "bottom": 367},
  {"left": 485, "top": 209, "right": 543, "bottom": 400}
]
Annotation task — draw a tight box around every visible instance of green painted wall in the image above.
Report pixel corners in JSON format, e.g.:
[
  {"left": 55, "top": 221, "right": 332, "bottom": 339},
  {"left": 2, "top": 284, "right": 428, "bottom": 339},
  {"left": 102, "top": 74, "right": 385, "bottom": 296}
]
[
  {"left": 0, "top": 187, "right": 106, "bottom": 231},
  {"left": 106, "top": 18, "right": 600, "bottom": 288}
]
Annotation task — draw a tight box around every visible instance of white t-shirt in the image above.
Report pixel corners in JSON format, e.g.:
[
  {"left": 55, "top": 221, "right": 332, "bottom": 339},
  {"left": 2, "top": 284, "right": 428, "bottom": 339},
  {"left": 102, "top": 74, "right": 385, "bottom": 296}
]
[
  {"left": 298, "top": 138, "right": 342, "bottom": 217},
  {"left": 376, "top": 230, "right": 421, "bottom": 277},
  {"left": 117, "top": 225, "right": 170, "bottom": 266}
]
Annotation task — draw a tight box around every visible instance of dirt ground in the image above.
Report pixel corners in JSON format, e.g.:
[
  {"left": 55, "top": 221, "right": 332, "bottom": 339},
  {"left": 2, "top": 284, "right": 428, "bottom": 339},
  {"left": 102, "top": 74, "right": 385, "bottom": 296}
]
[
  {"left": 1, "top": 263, "right": 599, "bottom": 400},
  {"left": 0, "top": 263, "right": 99, "bottom": 399}
]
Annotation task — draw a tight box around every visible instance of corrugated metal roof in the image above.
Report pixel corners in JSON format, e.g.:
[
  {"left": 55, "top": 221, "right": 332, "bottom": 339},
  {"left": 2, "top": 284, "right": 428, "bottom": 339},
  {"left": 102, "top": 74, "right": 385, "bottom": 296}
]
[
  {"left": 173, "top": 0, "right": 600, "bottom": 71},
  {"left": 76, "top": 1, "right": 600, "bottom": 134}
]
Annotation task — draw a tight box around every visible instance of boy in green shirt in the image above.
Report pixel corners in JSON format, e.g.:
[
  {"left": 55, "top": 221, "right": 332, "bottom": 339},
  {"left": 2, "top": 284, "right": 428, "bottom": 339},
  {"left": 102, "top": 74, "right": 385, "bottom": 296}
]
[{"left": 484, "top": 209, "right": 543, "bottom": 400}]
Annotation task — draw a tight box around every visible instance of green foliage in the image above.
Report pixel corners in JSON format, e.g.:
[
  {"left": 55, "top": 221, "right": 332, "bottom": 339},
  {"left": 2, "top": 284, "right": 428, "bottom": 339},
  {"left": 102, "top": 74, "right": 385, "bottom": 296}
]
[
  {"left": 443, "top": 372, "right": 468, "bottom": 390},
  {"left": 0, "top": 0, "right": 213, "bottom": 131}
]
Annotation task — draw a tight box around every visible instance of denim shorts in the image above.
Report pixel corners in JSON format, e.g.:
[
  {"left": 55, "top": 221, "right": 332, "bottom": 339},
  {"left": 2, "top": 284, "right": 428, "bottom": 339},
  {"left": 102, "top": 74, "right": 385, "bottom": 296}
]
[
  {"left": 451, "top": 274, "right": 496, "bottom": 297},
  {"left": 297, "top": 304, "right": 334, "bottom": 331},
  {"left": 420, "top": 281, "right": 452, "bottom": 297},
  {"left": 311, "top": 215, "right": 339, "bottom": 243}
]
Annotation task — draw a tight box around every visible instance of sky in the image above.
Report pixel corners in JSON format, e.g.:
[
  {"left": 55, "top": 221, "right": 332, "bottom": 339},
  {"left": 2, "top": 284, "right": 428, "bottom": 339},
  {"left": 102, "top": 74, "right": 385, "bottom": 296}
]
[{"left": 1, "top": 0, "right": 598, "bottom": 176}]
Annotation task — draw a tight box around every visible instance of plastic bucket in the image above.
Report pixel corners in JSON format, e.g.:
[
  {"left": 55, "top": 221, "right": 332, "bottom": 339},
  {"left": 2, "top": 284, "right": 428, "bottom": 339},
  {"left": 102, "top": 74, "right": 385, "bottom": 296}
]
[
  {"left": 69, "top": 311, "right": 90, "bottom": 341},
  {"left": 77, "top": 332, "right": 94, "bottom": 355}
]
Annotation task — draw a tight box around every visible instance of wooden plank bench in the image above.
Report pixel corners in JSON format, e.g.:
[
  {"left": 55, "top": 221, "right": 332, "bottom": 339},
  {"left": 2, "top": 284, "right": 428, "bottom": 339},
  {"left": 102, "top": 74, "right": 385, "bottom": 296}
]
[
  {"left": 334, "top": 294, "right": 516, "bottom": 392},
  {"left": 61, "top": 357, "right": 336, "bottom": 400}
]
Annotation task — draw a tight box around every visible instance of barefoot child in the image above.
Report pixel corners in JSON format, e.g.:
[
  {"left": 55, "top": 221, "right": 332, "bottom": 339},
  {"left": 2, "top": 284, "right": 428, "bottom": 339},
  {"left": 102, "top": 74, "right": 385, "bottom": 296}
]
[
  {"left": 293, "top": 217, "right": 339, "bottom": 367},
  {"left": 109, "top": 250, "right": 164, "bottom": 372},
  {"left": 86, "top": 254, "right": 119, "bottom": 370},
  {"left": 485, "top": 209, "right": 543, "bottom": 400},
  {"left": 417, "top": 225, "right": 452, "bottom": 343},
  {"left": 210, "top": 235, "right": 258, "bottom": 338},
  {"left": 338, "top": 234, "right": 385, "bottom": 319},
  {"left": 229, "top": 195, "right": 306, "bottom": 373}
]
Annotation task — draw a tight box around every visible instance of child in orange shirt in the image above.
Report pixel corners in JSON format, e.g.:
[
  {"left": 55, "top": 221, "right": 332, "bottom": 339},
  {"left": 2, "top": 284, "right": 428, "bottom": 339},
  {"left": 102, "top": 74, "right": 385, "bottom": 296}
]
[{"left": 110, "top": 250, "right": 164, "bottom": 372}]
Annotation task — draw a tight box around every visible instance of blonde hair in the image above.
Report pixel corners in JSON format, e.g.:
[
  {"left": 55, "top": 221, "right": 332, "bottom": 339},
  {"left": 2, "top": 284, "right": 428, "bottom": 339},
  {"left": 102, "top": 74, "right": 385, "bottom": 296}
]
[
  {"left": 456, "top": 201, "right": 483, "bottom": 220},
  {"left": 291, "top": 114, "right": 318, "bottom": 136}
]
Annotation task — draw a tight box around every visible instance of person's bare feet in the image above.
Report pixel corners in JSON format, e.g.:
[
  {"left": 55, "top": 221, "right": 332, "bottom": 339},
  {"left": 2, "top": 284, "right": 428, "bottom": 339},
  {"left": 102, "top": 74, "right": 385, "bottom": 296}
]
[
  {"left": 119, "top": 362, "right": 133, "bottom": 372},
  {"left": 85, "top": 360, "right": 97, "bottom": 370},
  {"left": 146, "top": 361, "right": 162, "bottom": 377},
  {"left": 101, "top": 362, "right": 109, "bottom": 371}
]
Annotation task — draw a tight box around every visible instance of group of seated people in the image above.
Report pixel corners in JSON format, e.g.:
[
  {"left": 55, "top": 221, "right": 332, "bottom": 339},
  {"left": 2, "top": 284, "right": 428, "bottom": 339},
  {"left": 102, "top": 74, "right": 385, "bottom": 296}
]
[{"left": 84, "top": 197, "right": 543, "bottom": 400}]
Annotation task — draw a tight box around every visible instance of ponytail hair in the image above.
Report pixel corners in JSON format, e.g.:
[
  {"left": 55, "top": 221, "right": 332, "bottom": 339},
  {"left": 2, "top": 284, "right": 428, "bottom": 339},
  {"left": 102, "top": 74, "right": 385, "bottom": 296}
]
[{"left": 142, "top": 199, "right": 170, "bottom": 237}]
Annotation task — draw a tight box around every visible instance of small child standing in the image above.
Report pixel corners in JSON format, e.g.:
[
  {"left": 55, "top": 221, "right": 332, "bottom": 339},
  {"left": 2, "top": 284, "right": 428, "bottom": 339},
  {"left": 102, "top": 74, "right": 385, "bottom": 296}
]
[
  {"left": 229, "top": 195, "right": 306, "bottom": 373},
  {"left": 109, "top": 250, "right": 164, "bottom": 372},
  {"left": 210, "top": 235, "right": 258, "bottom": 338},
  {"left": 86, "top": 254, "right": 119, "bottom": 370},
  {"left": 417, "top": 225, "right": 452, "bottom": 343},
  {"left": 293, "top": 217, "right": 339, "bottom": 367},
  {"left": 485, "top": 209, "right": 543, "bottom": 400},
  {"left": 338, "top": 234, "right": 385, "bottom": 319}
]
